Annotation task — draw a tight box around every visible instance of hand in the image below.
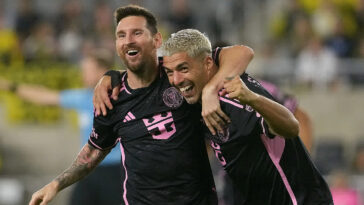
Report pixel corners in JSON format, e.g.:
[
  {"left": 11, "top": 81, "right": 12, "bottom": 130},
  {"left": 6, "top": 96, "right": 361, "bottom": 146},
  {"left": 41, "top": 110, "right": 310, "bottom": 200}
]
[
  {"left": 201, "top": 85, "right": 230, "bottom": 135},
  {"left": 223, "top": 76, "right": 258, "bottom": 105},
  {"left": 93, "top": 76, "right": 120, "bottom": 116},
  {"left": 29, "top": 182, "right": 58, "bottom": 205}
]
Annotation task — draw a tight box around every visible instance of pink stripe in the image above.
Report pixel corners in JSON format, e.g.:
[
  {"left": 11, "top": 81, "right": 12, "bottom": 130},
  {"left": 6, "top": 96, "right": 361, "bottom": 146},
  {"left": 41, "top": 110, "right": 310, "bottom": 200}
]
[
  {"left": 88, "top": 138, "right": 119, "bottom": 150},
  {"left": 121, "top": 73, "right": 131, "bottom": 94},
  {"left": 128, "top": 112, "right": 135, "bottom": 119},
  {"left": 88, "top": 139, "right": 103, "bottom": 150},
  {"left": 260, "top": 119, "right": 297, "bottom": 205},
  {"left": 125, "top": 116, "right": 131, "bottom": 121},
  {"left": 119, "top": 140, "right": 129, "bottom": 205},
  {"left": 219, "top": 97, "right": 244, "bottom": 109}
]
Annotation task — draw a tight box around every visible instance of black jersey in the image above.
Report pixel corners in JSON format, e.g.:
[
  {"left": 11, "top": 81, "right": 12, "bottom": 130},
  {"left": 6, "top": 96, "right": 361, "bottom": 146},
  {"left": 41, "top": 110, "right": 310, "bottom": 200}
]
[
  {"left": 205, "top": 73, "right": 333, "bottom": 205},
  {"left": 89, "top": 65, "right": 217, "bottom": 205}
]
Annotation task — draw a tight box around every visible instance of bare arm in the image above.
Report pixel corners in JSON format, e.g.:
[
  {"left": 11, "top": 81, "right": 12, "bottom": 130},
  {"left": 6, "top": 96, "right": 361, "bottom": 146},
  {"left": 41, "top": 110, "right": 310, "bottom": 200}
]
[
  {"left": 224, "top": 76, "right": 299, "bottom": 138},
  {"left": 294, "top": 108, "right": 313, "bottom": 152},
  {"left": 29, "top": 144, "right": 110, "bottom": 205},
  {"left": 202, "top": 45, "right": 254, "bottom": 135},
  {"left": 0, "top": 78, "right": 60, "bottom": 106}
]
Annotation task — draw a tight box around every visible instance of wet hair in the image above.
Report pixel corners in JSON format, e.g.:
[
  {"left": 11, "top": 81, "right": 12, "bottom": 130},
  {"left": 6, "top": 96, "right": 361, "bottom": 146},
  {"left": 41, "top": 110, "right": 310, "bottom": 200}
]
[
  {"left": 114, "top": 5, "right": 158, "bottom": 35},
  {"left": 161, "top": 29, "right": 212, "bottom": 60}
]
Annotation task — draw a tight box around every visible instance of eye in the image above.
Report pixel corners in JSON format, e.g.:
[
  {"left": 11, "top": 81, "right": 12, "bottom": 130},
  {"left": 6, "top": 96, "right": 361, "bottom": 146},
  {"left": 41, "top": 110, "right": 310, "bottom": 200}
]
[
  {"left": 135, "top": 30, "right": 142, "bottom": 36},
  {"left": 181, "top": 67, "right": 188, "bottom": 72},
  {"left": 164, "top": 68, "right": 173, "bottom": 76},
  {"left": 117, "top": 33, "right": 125, "bottom": 38}
]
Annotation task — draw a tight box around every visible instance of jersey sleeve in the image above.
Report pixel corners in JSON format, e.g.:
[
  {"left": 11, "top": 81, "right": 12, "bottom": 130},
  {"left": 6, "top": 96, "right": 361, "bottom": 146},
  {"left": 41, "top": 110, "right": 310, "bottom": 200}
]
[
  {"left": 212, "top": 47, "right": 222, "bottom": 66},
  {"left": 88, "top": 112, "right": 119, "bottom": 150},
  {"left": 241, "top": 74, "right": 278, "bottom": 139}
]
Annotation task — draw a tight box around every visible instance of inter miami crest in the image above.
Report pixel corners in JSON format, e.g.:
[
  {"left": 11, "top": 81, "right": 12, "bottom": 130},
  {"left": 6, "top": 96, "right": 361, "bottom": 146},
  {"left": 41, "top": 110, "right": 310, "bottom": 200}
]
[{"left": 163, "top": 87, "right": 183, "bottom": 108}]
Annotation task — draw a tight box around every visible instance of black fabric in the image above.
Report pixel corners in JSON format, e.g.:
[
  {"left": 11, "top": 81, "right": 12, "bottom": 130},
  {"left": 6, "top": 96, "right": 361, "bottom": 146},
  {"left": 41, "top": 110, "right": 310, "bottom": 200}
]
[
  {"left": 90, "top": 68, "right": 217, "bottom": 205},
  {"left": 206, "top": 73, "right": 333, "bottom": 205}
]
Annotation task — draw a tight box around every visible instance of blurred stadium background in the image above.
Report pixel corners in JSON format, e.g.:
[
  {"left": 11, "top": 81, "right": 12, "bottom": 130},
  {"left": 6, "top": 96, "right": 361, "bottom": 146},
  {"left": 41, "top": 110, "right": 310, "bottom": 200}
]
[{"left": 0, "top": 0, "right": 363, "bottom": 204}]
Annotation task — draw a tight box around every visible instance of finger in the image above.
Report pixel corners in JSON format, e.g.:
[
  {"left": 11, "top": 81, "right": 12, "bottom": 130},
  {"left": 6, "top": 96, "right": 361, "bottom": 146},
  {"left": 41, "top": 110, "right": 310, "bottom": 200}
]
[
  {"left": 208, "top": 114, "right": 224, "bottom": 133},
  {"left": 100, "top": 103, "right": 107, "bottom": 116},
  {"left": 111, "top": 86, "right": 120, "bottom": 101},
  {"left": 93, "top": 97, "right": 100, "bottom": 116},
  {"left": 101, "top": 90, "right": 113, "bottom": 111},
  {"left": 203, "top": 116, "right": 216, "bottom": 136},
  {"left": 216, "top": 109, "right": 231, "bottom": 124}
]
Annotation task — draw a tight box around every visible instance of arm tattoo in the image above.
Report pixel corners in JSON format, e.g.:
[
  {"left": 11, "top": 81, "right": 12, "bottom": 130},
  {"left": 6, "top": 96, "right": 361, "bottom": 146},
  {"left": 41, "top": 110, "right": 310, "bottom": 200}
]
[{"left": 54, "top": 144, "right": 110, "bottom": 191}]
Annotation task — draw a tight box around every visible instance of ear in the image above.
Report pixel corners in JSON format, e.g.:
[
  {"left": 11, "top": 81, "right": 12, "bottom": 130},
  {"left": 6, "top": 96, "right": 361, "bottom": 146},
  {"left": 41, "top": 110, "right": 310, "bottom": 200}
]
[
  {"left": 204, "top": 56, "right": 214, "bottom": 72},
  {"left": 153, "top": 32, "right": 163, "bottom": 49}
]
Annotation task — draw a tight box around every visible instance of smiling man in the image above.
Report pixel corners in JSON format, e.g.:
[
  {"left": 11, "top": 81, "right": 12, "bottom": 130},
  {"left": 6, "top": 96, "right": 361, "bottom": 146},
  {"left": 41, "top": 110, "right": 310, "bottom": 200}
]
[
  {"left": 161, "top": 29, "right": 333, "bottom": 205},
  {"left": 29, "top": 5, "right": 254, "bottom": 205}
]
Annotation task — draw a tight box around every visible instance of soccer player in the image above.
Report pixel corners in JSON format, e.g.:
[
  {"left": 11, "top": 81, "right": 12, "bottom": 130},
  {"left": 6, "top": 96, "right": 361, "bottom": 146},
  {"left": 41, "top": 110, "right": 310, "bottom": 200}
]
[
  {"left": 159, "top": 29, "right": 333, "bottom": 205},
  {"left": 29, "top": 5, "right": 254, "bottom": 205}
]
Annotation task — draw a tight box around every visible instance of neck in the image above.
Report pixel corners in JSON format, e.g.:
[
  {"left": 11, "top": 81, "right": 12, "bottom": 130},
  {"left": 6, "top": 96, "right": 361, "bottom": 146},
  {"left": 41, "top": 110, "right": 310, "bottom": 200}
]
[{"left": 126, "top": 58, "right": 159, "bottom": 89}]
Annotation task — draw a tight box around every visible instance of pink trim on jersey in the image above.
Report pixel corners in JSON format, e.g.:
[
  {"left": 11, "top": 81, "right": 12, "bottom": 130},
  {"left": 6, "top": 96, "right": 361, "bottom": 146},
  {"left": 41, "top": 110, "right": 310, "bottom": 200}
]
[
  {"left": 219, "top": 97, "right": 244, "bottom": 109},
  {"left": 89, "top": 137, "right": 119, "bottom": 150},
  {"left": 259, "top": 118, "right": 297, "bottom": 205},
  {"left": 120, "top": 73, "right": 131, "bottom": 94},
  {"left": 119, "top": 140, "right": 129, "bottom": 205},
  {"left": 88, "top": 139, "right": 104, "bottom": 150}
]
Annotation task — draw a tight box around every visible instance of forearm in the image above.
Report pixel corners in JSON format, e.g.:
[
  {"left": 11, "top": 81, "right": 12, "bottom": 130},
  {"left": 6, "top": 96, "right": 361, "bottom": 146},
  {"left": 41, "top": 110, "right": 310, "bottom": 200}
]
[
  {"left": 52, "top": 144, "right": 110, "bottom": 191},
  {"left": 206, "top": 45, "right": 254, "bottom": 92},
  {"left": 16, "top": 84, "right": 60, "bottom": 105},
  {"left": 249, "top": 95, "right": 299, "bottom": 138}
]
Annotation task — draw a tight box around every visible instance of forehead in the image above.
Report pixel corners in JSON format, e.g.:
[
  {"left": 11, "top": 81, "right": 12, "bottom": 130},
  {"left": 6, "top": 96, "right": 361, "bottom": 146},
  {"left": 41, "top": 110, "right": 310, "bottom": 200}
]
[
  {"left": 163, "top": 52, "right": 193, "bottom": 68},
  {"left": 116, "top": 16, "right": 148, "bottom": 31}
]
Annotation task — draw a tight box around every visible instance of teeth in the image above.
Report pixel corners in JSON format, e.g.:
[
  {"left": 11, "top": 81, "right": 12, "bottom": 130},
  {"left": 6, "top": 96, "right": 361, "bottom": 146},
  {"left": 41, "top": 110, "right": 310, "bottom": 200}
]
[
  {"left": 127, "top": 50, "right": 138, "bottom": 55},
  {"left": 180, "top": 86, "right": 192, "bottom": 92}
]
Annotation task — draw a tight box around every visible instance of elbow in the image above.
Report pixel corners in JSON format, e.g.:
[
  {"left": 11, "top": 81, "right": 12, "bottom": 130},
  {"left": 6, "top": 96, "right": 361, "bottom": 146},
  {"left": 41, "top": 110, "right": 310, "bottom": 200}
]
[
  {"left": 285, "top": 118, "right": 300, "bottom": 139},
  {"left": 239, "top": 45, "right": 255, "bottom": 61}
]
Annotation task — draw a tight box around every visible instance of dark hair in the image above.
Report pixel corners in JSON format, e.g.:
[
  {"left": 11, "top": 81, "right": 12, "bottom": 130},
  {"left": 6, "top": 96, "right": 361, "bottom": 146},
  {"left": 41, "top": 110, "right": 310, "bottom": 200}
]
[{"left": 114, "top": 5, "right": 158, "bottom": 35}]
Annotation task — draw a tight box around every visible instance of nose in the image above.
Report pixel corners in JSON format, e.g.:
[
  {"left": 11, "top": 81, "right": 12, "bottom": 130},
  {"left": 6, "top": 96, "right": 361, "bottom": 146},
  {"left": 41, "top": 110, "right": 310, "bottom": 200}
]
[
  {"left": 124, "top": 33, "right": 135, "bottom": 45},
  {"left": 173, "top": 72, "right": 184, "bottom": 86}
]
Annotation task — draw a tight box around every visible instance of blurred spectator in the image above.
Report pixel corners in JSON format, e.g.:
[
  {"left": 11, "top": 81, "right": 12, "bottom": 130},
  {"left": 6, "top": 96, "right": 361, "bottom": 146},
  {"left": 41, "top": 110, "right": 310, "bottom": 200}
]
[
  {"left": 15, "top": 0, "right": 41, "bottom": 43},
  {"left": 90, "top": 1, "right": 114, "bottom": 53},
  {"left": 296, "top": 35, "right": 338, "bottom": 91},
  {"left": 21, "top": 21, "right": 58, "bottom": 62},
  {"left": 330, "top": 171, "right": 363, "bottom": 205},
  {"left": 166, "top": 0, "right": 195, "bottom": 31},
  {"left": 326, "top": 17, "right": 355, "bottom": 58},
  {"left": 55, "top": 0, "right": 84, "bottom": 63},
  {"left": 311, "top": 0, "right": 338, "bottom": 40}
]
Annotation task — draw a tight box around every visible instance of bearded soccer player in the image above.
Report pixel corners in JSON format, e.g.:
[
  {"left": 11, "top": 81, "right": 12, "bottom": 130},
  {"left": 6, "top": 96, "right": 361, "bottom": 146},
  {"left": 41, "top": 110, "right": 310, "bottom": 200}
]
[
  {"left": 29, "top": 5, "right": 254, "bottom": 205},
  {"left": 159, "top": 29, "right": 333, "bottom": 205}
]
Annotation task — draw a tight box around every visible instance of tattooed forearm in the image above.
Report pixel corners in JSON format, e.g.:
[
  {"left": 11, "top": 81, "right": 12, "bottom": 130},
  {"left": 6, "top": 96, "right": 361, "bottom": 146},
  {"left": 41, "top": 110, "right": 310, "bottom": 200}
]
[{"left": 54, "top": 144, "right": 110, "bottom": 191}]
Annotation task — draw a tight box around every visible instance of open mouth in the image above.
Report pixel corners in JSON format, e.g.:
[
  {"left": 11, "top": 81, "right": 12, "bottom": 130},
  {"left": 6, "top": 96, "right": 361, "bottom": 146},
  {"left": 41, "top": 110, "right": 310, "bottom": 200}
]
[
  {"left": 179, "top": 85, "right": 193, "bottom": 96},
  {"left": 127, "top": 49, "right": 139, "bottom": 56}
]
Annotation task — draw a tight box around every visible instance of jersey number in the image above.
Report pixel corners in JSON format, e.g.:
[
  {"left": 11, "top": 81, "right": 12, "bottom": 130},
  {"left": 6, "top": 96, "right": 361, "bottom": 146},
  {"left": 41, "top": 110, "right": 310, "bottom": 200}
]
[{"left": 143, "top": 111, "right": 176, "bottom": 140}]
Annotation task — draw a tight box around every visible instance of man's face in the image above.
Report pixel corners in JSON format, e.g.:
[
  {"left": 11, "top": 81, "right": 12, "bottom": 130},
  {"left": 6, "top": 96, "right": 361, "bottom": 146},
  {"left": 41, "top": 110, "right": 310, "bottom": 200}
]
[
  {"left": 163, "top": 52, "right": 210, "bottom": 104},
  {"left": 115, "top": 16, "right": 161, "bottom": 73}
]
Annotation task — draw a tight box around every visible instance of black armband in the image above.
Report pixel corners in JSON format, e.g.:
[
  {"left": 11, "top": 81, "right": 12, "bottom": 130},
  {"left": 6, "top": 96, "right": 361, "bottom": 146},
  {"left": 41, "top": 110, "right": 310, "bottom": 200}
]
[{"left": 104, "top": 70, "right": 122, "bottom": 89}]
